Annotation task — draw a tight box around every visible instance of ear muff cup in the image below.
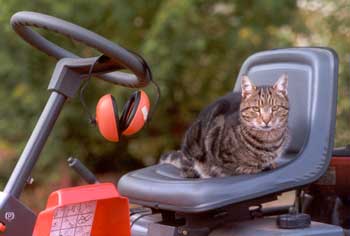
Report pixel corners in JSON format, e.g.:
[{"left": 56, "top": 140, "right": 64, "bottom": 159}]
[
  {"left": 120, "top": 90, "right": 150, "bottom": 136},
  {"left": 96, "top": 94, "right": 120, "bottom": 142}
]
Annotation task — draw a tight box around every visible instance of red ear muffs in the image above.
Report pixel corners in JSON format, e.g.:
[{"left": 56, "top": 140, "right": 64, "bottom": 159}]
[
  {"left": 96, "top": 94, "right": 120, "bottom": 142},
  {"left": 95, "top": 90, "right": 150, "bottom": 142}
]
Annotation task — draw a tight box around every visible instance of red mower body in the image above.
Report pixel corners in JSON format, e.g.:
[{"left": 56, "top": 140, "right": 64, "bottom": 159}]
[
  {"left": 33, "top": 183, "right": 130, "bottom": 236},
  {"left": 311, "top": 153, "right": 350, "bottom": 196}
]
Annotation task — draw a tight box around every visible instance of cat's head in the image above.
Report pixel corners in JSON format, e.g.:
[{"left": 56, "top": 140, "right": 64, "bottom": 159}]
[{"left": 239, "top": 74, "right": 289, "bottom": 131}]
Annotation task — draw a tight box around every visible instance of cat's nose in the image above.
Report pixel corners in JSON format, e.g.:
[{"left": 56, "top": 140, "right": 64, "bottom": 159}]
[{"left": 262, "top": 115, "right": 272, "bottom": 125}]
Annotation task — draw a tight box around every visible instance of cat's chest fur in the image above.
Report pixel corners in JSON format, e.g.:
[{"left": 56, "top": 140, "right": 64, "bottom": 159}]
[{"left": 205, "top": 110, "right": 289, "bottom": 176}]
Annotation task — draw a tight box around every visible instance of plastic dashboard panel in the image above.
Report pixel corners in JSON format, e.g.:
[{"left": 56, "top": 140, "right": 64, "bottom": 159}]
[{"left": 118, "top": 47, "right": 338, "bottom": 213}]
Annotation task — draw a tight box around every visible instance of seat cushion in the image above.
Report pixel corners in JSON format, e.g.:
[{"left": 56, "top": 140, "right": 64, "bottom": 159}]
[{"left": 118, "top": 157, "right": 296, "bottom": 213}]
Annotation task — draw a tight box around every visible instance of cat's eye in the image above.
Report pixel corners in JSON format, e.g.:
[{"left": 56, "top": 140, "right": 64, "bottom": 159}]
[
  {"left": 252, "top": 107, "right": 260, "bottom": 112},
  {"left": 272, "top": 105, "right": 279, "bottom": 111}
]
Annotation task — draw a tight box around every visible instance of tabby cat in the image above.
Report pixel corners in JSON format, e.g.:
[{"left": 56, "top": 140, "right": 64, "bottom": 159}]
[{"left": 160, "top": 74, "right": 290, "bottom": 178}]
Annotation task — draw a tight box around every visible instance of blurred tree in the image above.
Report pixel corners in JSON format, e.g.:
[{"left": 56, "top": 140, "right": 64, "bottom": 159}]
[{"left": 296, "top": 0, "right": 350, "bottom": 146}]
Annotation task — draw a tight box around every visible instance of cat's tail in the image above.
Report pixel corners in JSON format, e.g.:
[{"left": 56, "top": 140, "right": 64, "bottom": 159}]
[{"left": 159, "top": 150, "right": 185, "bottom": 169}]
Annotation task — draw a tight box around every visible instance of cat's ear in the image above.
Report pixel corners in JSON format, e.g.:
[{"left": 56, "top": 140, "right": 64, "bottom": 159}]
[
  {"left": 273, "top": 73, "right": 288, "bottom": 96},
  {"left": 241, "top": 75, "right": 256, "bottom": 98}
]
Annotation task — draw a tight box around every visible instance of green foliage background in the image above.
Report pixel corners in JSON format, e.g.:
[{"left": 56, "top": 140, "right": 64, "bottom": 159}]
[{"left": 0, "top": 0, "right": 349, "bottom": 209}]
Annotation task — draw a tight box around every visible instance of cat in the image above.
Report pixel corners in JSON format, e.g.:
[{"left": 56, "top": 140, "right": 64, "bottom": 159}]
[{"left": 160, "top": 74, "right": 290, "bottom": 178}]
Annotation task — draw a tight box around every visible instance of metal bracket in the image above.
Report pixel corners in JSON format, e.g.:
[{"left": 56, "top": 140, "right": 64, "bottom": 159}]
[
  {"left": 0, "top": 192, "right": 36, "bottom": 236},
  {"left": 48, "top": 56, "right": 121, "bottom": 98}
]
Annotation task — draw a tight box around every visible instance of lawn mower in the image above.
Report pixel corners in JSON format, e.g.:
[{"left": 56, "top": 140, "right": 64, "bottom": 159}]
[{"left": 0, "top": 11, "right": 348, "bottom": 236}]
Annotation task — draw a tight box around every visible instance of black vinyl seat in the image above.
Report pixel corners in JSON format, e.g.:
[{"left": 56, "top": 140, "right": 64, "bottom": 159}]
[{"left": 118, "top": 47, "right": 338, "bottom": 213}]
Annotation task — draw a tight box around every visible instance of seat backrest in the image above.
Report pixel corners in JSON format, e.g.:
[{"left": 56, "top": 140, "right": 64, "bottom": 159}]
[{"left": 234, "top": 48, "right": 338, "bottom": 165}]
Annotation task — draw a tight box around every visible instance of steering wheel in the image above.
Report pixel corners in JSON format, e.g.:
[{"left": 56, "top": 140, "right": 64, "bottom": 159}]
[{"left": 10, "top": 11, "right": 151, "bottom": 88}]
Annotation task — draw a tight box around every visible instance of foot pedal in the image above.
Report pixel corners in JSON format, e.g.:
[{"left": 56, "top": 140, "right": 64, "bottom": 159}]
[{"left": 277, "top": 213, "right": 311, "bottom": 229}]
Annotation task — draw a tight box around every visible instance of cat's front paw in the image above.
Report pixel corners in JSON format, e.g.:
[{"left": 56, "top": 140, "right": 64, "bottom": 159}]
[
  {"left": 236, "top": 166, "right": 261, "bottom": 175},
  {"left": 262, "top": 162, "right": 277, "bottom": 171}
]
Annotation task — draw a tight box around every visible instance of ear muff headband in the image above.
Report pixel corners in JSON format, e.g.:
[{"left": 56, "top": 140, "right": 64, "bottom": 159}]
[{"left": 96, "top": 94, "right": 120, "bottom": 142}]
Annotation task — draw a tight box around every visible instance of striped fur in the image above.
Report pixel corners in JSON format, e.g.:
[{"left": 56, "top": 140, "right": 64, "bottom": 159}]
[{"left": 160, "top": 74, "right": 290, "bottom": 178}]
